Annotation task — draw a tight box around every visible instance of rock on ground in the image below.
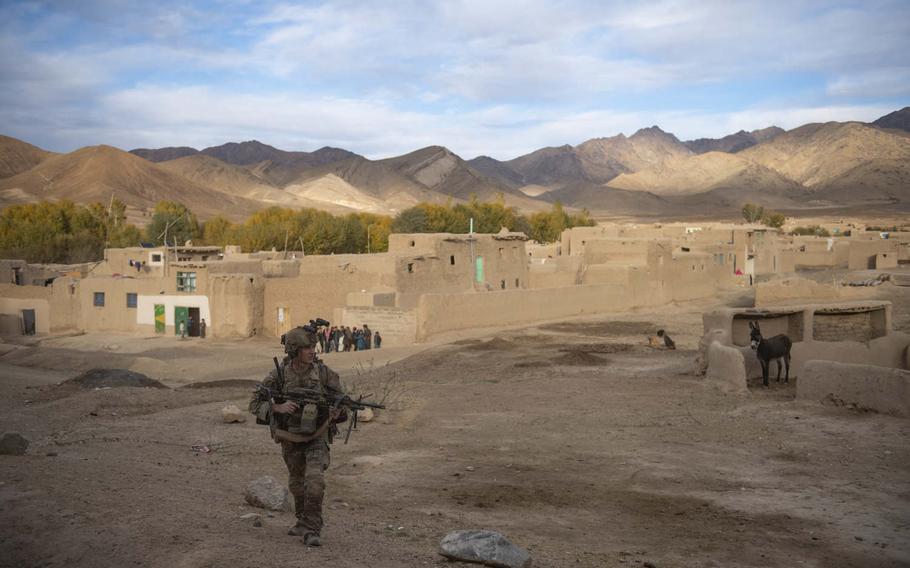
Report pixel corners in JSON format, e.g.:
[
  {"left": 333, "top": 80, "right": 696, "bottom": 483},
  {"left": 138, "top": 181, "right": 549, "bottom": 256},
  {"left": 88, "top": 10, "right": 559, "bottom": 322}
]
[
  {"left": 221, "top": 404, "right": 247, "bottom": 423},
  {"left": 357, "top": 407, "right": 375, "bottom": 423},
  {"left": 0, "top": 433, "right": 29, "bottom": 456},
  {"left": 244, "top": 476, "right": 292, "bottom": 512},
  {"left": 439, "top": 529, "right": 531, "bottom": 568}
]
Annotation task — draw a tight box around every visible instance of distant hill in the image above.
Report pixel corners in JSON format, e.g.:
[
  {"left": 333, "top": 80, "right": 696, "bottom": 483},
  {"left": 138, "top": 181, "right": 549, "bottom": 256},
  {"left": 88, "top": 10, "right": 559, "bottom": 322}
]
[
  {"left": 378, "top": 146, "right": 548, "bottom": 211},
  {"left": 0, "top": 135, "right": 55, "bottom": 179},
  {"left": 684, "top": 127, "right": 784, "bottom": 154},
  {"left": 606, "top": 151, "right": 806, "bottom": 198},
  {"left": 740, "top": 121, "right": 910, "bottom": 190},
  {"left": 872, "top": 107, "right": 910, "bottom": 133},
  {"left": 6, "top": 106, "right": 910, "bottom": 219},
  {"left": 130, "top": 146, "right": 199, "bottom": 162},
  {"left": 0, "top": 145, "right": 263, "bottom": 220},
  {"left": 471, "top": 126, "right": 693, "bottom": 193}
]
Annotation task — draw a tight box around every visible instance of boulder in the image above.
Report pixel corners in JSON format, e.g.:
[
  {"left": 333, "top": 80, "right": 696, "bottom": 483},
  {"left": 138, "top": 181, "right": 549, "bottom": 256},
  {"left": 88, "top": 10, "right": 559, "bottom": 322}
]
[
  {"left": 357, "top": 407, "right": 375, "bottom": 423},
  {"left": 439, "top": 529, "right": 532, "bottom": 568},
  {"left": 0, "top": 433, "right": 29, "bottom": 456},
  {"left": 221, "top": 404, "right": 247, "bottom": 423},
  {"left": 244, "top": 476, "right": 292, "bottom": 512}
]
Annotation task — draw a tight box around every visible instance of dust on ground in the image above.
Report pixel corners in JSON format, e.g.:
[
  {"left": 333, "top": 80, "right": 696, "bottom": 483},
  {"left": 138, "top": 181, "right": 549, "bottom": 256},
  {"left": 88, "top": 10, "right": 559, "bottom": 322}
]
[{"left": 1, "top": 286, "right": 908, "bottom": 568}]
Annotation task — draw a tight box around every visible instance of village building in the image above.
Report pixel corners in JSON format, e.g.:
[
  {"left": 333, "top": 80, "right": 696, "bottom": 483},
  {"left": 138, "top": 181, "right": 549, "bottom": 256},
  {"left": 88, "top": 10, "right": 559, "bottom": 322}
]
[{"left": 2, "top": 223, "right": 908, "bottom": 345}]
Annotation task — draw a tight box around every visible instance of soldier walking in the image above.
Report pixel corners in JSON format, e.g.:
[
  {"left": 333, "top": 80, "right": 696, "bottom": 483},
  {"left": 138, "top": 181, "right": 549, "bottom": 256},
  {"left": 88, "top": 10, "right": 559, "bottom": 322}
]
[{"left": 249, "top": 327, "right": 346, "bottom": 546}]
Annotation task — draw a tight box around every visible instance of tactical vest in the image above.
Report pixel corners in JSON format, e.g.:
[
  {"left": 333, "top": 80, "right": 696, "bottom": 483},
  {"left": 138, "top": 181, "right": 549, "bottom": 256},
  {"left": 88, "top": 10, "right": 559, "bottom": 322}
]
[{"left": 282, "top": 361, "right": 329, "bottom": 436}]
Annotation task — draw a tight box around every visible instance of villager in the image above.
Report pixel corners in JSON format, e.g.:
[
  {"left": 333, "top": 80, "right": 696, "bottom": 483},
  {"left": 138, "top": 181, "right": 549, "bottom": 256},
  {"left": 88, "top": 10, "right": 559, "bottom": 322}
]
[
  {"left": 317, "top": 328, "right": 326, "bottom": 353},
  {"left": 343, "top": 327, "right": 353, "bottom": 352},
  {"left": 187, "top": 316, "right": 195, "bottom": 338},
  {"left": 364, "top": 324, "right": 372, "bottom": 349},
  {"left": 248, "top": 327, "right": 346, "bottom": 547},
  {"left": 374, "top": 331, "right": 382, "bottom": 349},
  {"left": 200, "top": 318, "right": 206, "bottom": 339},
  {"left": 656, "top": 329, "right": 676, "bottom": 350},
  {"left": 354, "top": 328, "right": 366, "bottom": 351},
  {"left": 178, "top": 321, "right": 186, "bottom": 339}
]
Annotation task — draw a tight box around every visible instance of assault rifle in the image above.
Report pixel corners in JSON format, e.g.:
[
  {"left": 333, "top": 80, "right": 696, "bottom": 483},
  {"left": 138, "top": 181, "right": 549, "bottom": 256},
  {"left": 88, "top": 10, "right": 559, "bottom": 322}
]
[{"left": 255, "top": 383, "right": 385, "bottom": 444}]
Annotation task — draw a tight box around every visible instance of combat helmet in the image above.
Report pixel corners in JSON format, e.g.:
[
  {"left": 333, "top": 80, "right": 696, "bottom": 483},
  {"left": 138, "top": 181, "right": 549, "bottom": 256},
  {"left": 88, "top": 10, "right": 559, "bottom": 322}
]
[{"left": 282, "top": 326, "right": 318, "bottom": 356}]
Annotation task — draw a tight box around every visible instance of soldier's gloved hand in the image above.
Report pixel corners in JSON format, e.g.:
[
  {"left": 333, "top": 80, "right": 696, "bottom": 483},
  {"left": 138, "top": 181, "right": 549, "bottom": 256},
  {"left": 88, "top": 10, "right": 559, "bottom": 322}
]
[{"left": 272, "top": 401, "right": 299, "bottom": 414}]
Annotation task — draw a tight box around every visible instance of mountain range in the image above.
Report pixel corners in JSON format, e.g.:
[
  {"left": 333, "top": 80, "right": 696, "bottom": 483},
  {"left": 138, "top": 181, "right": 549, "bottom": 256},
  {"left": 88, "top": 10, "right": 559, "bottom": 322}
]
[{"left": 1, "top": 107, "right": 909, "bottom": 221}]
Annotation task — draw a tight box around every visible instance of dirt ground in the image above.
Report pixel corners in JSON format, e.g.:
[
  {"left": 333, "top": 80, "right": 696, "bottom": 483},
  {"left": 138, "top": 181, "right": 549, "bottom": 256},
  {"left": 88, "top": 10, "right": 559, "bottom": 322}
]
[{"left": 1, "top": 286, "right": 909, "bottom": 568}]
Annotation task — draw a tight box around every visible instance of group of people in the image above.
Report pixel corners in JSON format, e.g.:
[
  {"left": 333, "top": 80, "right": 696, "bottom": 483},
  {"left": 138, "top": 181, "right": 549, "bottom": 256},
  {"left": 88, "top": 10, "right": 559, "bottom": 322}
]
[{"left": 316, "top": 324, "right": 381, "bottom": 353}]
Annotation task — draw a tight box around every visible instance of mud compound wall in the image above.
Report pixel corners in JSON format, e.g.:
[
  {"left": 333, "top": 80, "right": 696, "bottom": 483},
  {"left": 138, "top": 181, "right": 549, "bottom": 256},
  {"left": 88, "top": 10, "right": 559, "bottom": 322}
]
[
  {"left": 208, "top": 274, "right": 262, "bottom": 338},
  {"left": 798, "top": 360, "right": 910, "bottom": 417},
  {"left": 416, "top": 284, "right": 632, "bottom": 340},
  {"left": 755, "top": 278, "right": 874, "bottom": 306},
  {"left": 0, "top": 283, "right": 51, "bottom": 335},
  {"left": 262, "top": 254, "right": 394, "bottom": 338}
]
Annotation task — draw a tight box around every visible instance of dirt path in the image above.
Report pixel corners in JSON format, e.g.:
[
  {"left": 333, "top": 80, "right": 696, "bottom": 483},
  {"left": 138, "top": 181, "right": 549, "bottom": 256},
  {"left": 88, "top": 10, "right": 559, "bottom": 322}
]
[{"left": 1, "top": 297, "right": 908, "bottom": 567}]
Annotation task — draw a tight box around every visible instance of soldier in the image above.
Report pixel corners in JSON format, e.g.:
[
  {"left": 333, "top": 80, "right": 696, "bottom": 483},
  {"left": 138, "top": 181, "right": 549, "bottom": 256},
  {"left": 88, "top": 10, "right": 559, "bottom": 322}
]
[{"left": 249, "top": 327, "right": 346, "bottom": 546}]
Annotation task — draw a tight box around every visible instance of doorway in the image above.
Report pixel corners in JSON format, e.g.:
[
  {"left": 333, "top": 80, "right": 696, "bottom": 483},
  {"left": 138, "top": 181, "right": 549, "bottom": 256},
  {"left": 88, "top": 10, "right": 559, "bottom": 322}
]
[
  {"left": 154, "top": 304, "right": 165, "bottom": 333},
  {"left": 277, "top": 306, "right": 291, "bottom": 336},
  {"left": 188, "top": 307, "right": 200, "bottom": 337},
  {"left": 21, "top": 309, "right": 36, "bottom": 335},
  {"left": 174, "top": 306, "right": 188, "bottom": 336}
]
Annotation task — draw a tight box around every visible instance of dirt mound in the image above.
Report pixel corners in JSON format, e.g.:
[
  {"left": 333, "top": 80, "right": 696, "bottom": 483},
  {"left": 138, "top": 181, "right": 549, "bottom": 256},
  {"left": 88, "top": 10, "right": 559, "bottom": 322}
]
[
  {"left": 465, "top": 338, "right": 520, "bottom": 351},
  {"left": 63, "top": 369, "right": 168, "bottom": 389},
  {"left": 540, "top": 321, "right": 657, "bottom": 336},
  {"left": 179, "top": 379, "right": 259, "bottom": 390},
  {"left": 551, "top": 351, "right": 609, "bottom": 366},
  {"left": 559, "top": 343, "right": 633, "bottom": 354}
]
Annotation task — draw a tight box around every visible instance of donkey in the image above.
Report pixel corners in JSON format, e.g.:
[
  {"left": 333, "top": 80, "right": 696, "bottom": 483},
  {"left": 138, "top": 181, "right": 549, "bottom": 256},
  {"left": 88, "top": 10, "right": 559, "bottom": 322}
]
[{"left": 749, "top": 321, "right": 792, "bottom": 387}]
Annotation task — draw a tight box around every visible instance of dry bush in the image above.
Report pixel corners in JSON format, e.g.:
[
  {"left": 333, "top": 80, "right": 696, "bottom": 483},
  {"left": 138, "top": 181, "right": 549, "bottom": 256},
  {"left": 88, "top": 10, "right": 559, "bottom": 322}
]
[{"left": 346, "top": 360, "right": 411, "bottom": 411}]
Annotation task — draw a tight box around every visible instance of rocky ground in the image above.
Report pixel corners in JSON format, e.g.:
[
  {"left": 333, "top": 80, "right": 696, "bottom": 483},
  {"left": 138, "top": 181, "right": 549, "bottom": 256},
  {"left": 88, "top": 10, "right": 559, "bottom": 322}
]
[{"left": 1, "top": 287, "right": 909, "bottom": 568}]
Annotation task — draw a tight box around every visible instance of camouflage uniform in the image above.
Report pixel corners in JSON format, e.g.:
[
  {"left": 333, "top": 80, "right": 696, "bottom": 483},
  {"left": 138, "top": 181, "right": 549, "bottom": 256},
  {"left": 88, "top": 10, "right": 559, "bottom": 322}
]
[{"left": 249, "top": 353, "right": 344, "bottom": 537}]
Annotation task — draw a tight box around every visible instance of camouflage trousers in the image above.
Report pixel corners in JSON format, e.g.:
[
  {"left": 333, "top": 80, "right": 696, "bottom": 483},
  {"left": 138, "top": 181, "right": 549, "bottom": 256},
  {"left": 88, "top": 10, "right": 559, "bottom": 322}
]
[{"left": 281, "top": 439, "right": 330, "bottom": 535}]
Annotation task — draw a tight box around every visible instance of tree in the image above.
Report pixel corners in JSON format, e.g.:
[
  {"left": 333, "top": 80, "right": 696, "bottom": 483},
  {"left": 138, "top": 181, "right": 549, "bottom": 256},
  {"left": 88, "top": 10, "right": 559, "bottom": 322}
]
[
  {"left": 145, "top": 201, "right": 200, "bottom": 246},
  {"left": 741, "top": 203, "right": 764, "bottom": 223},
  {"left": 762, "top": 212, "right": 785, "bottom": 229},
  {"left": 201, "top": 215, "right": 235, "bottom": 247}
]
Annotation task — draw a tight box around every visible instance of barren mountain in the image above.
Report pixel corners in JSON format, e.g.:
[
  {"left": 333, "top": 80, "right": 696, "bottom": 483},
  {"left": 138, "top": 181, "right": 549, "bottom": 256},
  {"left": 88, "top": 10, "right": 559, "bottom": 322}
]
[
  {"left": 574, "top": 126, "right": 693, "bottom": 182},
  {"left": 0, "top": 145, "right": 263, "bottom": 220},
  {"left": 290, "top": 156, "right": 450, "bottom": 211},
  {"left": 872, "top": 106, "right": 910, "bottom": 133},
  {"left": 0, "top": 135, "right": 55, "bottom": 179},
  {"left": 130, "top": 146, "right": 199, "bottom": 163},
  {"left": 155, "top": 154, "right": 356, "bottom": 215},
  {"left": 684, "top": 127, "right": 785, "bottom": 154},
  {"left": 475, "top": 126, "right": 694, "bottom": 193},
  {"left": 197, "top": 141, "right": 360, "bottom": 187},
  {"left": 740, "top": 121, "right": 910, "bottom": 189},
  {"left": 606, "top": 151, "right": 805, "bottom": 197},
  {"left": 378, "top": 146, "right": 548, "bottom": 211}
]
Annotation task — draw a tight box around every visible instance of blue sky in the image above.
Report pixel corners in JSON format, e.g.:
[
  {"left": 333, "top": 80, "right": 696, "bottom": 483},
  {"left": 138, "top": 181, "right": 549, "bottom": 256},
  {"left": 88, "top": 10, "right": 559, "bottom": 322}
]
[{"left": 1, "top": 0, "right": 908, "bottom": 160}]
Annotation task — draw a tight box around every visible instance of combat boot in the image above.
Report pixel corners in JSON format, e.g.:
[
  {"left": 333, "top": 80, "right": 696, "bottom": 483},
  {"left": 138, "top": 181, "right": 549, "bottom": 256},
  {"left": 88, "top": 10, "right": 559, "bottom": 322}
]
[
  {"left": 287, "top": 523, "right": 306, "bottom": 536},
  {"left": 303, "top": 532, "right": 322, "bottom": 547}
]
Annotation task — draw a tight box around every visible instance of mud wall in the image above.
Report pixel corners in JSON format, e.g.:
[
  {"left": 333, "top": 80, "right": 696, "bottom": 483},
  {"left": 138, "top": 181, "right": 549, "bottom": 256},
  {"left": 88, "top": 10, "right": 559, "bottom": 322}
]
[
  {"left": 415, "top": 284, "right": 630, "bottom": 340},
  {"left": 208, "top": 274, "right": 262, "bottom": 337},
  {"left": 755, "top": 278, "right": 873, "bottom": 306},
  {"left": 0, "top": 283, "right": 51, "bottom": 335},
  {"left": 262, "top": 254, "right": 394, "bottom": 338}
]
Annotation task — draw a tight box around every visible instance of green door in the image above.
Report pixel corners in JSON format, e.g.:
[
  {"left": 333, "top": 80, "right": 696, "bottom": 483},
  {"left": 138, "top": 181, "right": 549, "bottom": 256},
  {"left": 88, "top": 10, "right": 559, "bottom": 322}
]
[
  {"left": 475, "top": 256, "right": 484, "bottom": 283},
  {"left": 174, "top": 306, "right": 188, "bottom": 336},
  {"left": 154, "top": 304, "right": 165, "bottom": 334}
]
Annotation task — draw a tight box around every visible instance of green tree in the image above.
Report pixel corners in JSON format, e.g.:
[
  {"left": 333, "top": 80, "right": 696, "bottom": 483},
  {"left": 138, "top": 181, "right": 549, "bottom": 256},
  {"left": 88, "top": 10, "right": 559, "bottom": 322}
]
[
  {"left": 741, "top": 203, "right": 764, "bottom": 223},
  {"left": 762, "top": 212, "right": 786, "bottom": 229},
  {"left": 145, "top": 201, "right": 200, "bottom": 246},
  {"left": 201, "top": 215, "right": 235, "bottom": 247}
]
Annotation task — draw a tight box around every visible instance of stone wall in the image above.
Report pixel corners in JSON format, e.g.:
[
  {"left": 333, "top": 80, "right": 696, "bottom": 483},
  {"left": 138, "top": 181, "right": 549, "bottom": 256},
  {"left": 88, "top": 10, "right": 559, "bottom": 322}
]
[
  {"left": 798, "top": 360, "right": 910, "bottom": 417},
  {"left": 336, "top": 306, "right": 417, "bottom": 347},
  {"left": 812, "top": 311, "right": 884, "bottom": 343}
]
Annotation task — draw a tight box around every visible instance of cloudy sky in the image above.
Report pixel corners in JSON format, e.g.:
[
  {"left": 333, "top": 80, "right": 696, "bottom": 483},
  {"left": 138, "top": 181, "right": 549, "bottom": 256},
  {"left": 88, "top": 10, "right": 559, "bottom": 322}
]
[{"left": 1, "top": 0, "right": 908, "bottom": 159}]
